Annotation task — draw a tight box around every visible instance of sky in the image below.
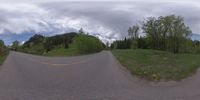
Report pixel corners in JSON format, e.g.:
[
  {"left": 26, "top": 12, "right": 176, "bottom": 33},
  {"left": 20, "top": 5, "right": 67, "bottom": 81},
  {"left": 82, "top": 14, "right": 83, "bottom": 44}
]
[{"left": 0, "top": 0, "right": 200, "bottom": 45}]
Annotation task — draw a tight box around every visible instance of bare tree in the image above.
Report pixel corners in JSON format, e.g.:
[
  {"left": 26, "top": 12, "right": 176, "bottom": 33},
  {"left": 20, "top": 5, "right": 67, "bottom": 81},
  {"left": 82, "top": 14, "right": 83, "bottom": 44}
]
[
  {"left": 128, "top": 24, "right": 139, "bottom": 39},
  {"left": 128, "top": 24, "right": 140, "bottom": 49}
]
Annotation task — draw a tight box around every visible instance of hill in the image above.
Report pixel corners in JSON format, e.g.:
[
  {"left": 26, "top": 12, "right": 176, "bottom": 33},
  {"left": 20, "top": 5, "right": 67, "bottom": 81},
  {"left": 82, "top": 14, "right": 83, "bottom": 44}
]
[
  {"left": 18, "top": 32, "right": 104, "bottom": 56},
  {"left": 19, "top": 32, "right": 77, "bottom": 55}
]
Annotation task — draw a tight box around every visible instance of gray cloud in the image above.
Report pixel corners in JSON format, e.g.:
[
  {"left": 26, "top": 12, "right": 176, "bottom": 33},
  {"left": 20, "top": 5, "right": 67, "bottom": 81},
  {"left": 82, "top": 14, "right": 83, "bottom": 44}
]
[
  {"left": 0, "top": 1, "right": 200, "bottom": 44},
  {"left": 40, "top": 1, "right": 200, "bottom": 36}
]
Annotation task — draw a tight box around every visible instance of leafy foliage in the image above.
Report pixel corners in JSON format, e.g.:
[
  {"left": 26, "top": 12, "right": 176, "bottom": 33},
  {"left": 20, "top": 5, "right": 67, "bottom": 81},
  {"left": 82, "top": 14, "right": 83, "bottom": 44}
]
[
  {"left": 23, "top": 34, "right": 45, "bottom": 48},
  {"left": 111, "top": 38, "right": 132, "bottom": 49},
  {"left": 0, "top": 40, "right": 8, "bottom": 65},
  {"left": 11, "top": 41, "right": 20, "bottom": 51},
  {"left": 18, "top": 31, "right": 104, "bottom": 55},
  {"left": 111, "top": 15, "right": 195, "bottom": 53},
  {"left": 142, "top": 15, "right": 192, "bottom": 53},
  {"left": 0, "top": 40, "right": 8, "bottom": 56},
  {"left": 44, "top": 32, "right": 77, "bottom": 52},
  {"left": 19, "top": 33, "right": 78, "bottom": 55},
  {"left": 72, "top": 34, "right": 104, "bottom": 54},
  {"left": 20, "top": 34, "right": 46, "bottom": 55}
]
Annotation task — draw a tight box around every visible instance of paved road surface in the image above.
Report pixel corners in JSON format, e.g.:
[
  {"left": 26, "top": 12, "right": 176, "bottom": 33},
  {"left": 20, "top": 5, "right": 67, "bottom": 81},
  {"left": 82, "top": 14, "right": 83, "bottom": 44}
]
[{"left": 0, "top": 51, "right": 200, "bottom": 100}]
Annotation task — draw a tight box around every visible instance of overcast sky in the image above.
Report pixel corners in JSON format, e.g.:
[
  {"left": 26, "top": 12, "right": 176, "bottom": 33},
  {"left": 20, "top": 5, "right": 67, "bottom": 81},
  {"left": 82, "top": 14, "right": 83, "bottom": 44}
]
[{"left": 0, "top": 0, "right": 200, "bottom": 44}]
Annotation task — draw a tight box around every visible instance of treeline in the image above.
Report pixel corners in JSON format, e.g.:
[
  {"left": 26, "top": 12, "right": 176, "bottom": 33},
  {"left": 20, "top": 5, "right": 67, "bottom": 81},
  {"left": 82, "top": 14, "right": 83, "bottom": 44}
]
[
  {"left": 13, "top": 31, "right": 104, "bottom": 55},
  {"left": 18, "top": 32, "right": 78, "bottom": 54},
  {"left": 111, "top": 15, "right": 200, "bottom": 53},
  {"left": 44, "top": 33, "right": 78, "bottom": 52},
  {"left": 111, "top": 37, "right": 147, "bottom": 49}
]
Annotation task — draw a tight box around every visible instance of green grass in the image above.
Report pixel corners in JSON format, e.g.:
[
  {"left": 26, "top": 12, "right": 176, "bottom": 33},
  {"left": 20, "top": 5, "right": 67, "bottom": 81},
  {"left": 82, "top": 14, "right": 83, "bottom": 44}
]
[
  {"left": 18, "top": 43, "right": 45, "bottom": 55},
  {"left": 0, "top": 56, "right": 6, "bottom": 65},
  {"left": 0, "top": 51, "right": 9, "bottom": 65},
  {"left": 112, "top": 49, "right": 200, "bottom": 81},
  {"left": 19, "top": 43, "right": 98, "bottom": 57},
  {"left": 45, "top": 47, "right": 79, "bottom": 57}
]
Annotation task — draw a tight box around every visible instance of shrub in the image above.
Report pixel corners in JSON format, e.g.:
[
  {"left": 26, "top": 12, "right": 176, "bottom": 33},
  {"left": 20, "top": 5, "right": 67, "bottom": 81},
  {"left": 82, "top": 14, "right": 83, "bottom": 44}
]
[
  {"left": 72, "top": 34, "right": 104, "bottom": 54},
  {"left": 0, "top": 40, "right": 8, "bottom": 56}
]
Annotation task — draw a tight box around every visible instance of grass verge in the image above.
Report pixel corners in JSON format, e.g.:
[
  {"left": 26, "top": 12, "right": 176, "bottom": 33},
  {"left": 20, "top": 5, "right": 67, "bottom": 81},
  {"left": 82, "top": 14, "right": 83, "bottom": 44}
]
[
  {"left": 0, "top": 51, "right": 9, "bottom": 65},
  {"left": 0, "top": 56, "right": 6, "bottom": 65},
  {"left": 112, "top": 49, "right": 200, "bottom": 81},
  {"left": 44, "top": 47, "right": 79, "bottom": 57}
]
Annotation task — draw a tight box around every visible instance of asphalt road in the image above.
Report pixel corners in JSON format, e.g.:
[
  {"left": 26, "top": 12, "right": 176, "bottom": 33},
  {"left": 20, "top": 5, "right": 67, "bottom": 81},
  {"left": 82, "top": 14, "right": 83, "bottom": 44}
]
[{"left": 0, "top": 51, "right": 200, "bottom": 100}]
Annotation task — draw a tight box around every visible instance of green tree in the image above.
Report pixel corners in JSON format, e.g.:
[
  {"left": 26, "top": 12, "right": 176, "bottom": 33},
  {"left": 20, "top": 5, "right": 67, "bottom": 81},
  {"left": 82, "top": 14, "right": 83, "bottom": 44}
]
[
  {"left": 72, "top": 34, "right": 104, "bottom": 54},
  {"left": 142, "top": 15, "right": 192, "bottom": 53},
  {"left": 43, "top": 32, "right": 77, "bottom": 52},
  {"left": 0, "top": 40, "right": 4, "bottom": 49},
  {"left": 142, "top": 17, "right": 161, "bottom": 49},
  {"left": 11, "top": 41, "right": 19, "bottom": 51},
  {"left": 169, "top": 15, "right": 192, "bottom": 53},
  {"left": 0, "top": 40, "right": 8, "bottom": 57},
  {"left": 0, "top": 40, "right": 5, "bottom": 54},
  {"left": 23, "top": 34, "right": 45, "bottom": 48},
  {"left": 79, "top": 28, "right": 84, "bottom": 34}
]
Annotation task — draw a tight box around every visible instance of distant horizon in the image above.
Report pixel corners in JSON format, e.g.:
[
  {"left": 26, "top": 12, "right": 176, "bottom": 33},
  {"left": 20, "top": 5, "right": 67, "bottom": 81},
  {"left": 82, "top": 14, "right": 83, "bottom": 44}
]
[{"left": 2, "top": 32, "right": 200, "bottom": 46}]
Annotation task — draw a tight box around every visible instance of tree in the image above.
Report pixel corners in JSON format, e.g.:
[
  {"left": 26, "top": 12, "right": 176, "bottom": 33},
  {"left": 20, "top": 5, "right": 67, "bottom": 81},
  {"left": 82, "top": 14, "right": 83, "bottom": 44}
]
[
  {"left": 23, "top": 34, "right": 45, "bottom": 48},
  {"left": 0, "top": 40, "right": 4, "bottom": 49},
  {"left": 0, "top": 40, "right": 8, "bottom": 56},
  {"left": 110, "top": 38, "right": 131, "bottom": 49},
  {"left": 79, "top": 28, "right": 84, "bottom": 34},
  {"left": 44, "top": 37, "right": 51, "bottom": 52},
  {"left": 142, "top": 17, "right": 161, "bottom": 49},
  {"left": 128, "top": 24, "right": 139, "bottom": 49},
  {"left": 105, "top": 42, "right": 110, "bottom": 49},
  {"left": 128, "top": 24, "right": 139, "bottom": 39},
  {"left": 43, "top": 32, "right": 78, "bottom": 52},
  {"left": 0, "top": 40, "right": 5, "bottom": 54},
  {"left": 167, "top": 15, "right": 192, "bottom": 53},
  {"left": 158, "top": 16, "right": 173, "bottom": 50},
  {"left": 142, "top": 15, "right": 192, "bottom": 53},
  {"left": 11, "top": 41, "right": 19, "bottom": 51},
  {"left": 72, "top": 34, "right": 104, "bottom": 54}
]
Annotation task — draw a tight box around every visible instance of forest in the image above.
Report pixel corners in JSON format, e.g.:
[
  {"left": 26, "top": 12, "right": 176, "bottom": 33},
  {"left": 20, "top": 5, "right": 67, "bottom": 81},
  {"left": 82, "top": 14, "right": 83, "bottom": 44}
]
[{"left": 111, "top": 15, "right": 200, "bottom": 53}]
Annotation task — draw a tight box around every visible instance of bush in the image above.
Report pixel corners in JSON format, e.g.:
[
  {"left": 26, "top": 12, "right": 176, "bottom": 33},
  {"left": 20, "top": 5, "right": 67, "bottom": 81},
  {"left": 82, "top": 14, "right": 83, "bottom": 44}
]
[
  {"left": 0, "top": 40, "right": 8, "bottom": 56},
  {"left": 72, "top": 34, "right": 104, "bottom": 54},
  {"left": 19, "top": 43, "right": 45, "bottom": 55}
]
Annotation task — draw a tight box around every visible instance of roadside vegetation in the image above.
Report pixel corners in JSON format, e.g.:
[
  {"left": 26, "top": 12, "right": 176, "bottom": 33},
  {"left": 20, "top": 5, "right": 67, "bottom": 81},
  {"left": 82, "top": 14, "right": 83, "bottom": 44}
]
[
  {"left": 0, "top": 40, "right": 9, "bottom": 65},
  {"left": 112, "top": 49, "right": 200, "bottom": 81},
  {"left": 44, "top": 45, "right": 78, "bottom": 57},
  {"left": 111, "top": 15, "right": 200, "bottom": 81},
  {"left": 13, "top": 29, "right": 105, "bottom": 56},
  {"left": 73, "top": 34, "right": 104, "bottom": 54},
  {"left": 45, "top": 34, "right": 104, "bottom": 56},
  {"left": 6, "top": 14, "right": 200, "bottom": 81},
  {"left": 111, "top": 15, "right": 195, "bottom": 53}
]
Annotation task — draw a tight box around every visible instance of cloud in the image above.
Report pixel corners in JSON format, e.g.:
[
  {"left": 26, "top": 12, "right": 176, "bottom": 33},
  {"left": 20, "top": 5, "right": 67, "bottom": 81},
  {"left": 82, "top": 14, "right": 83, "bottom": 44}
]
[
  {"left": 40, "top": 1, "right": 200, "bottom": 37},
  {"left": 0, "top": 1, "right": 200, "bottom": 44},
  {"left": 0, "top": 3, "right": 50, "bottom": 34}
]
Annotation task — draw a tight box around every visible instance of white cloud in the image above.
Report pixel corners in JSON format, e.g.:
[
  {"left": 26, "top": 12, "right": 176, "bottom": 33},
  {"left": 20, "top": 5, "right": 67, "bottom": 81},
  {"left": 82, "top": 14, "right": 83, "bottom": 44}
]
[
  {"left": 0, "top": 0, "right": 200, "bottom": 44},
  {"left": 20, "top": 41, "right": 25, "bottom": 45},
  {"left": 0, "top": 2, "right": 118, "bottom": 43},
  {"left": 0, "top": 3, "right": 50, "bottom": 34}
]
